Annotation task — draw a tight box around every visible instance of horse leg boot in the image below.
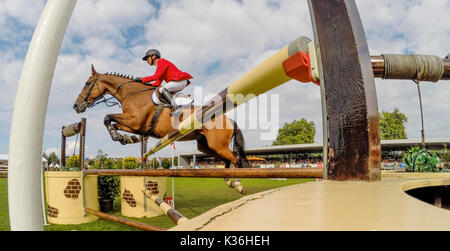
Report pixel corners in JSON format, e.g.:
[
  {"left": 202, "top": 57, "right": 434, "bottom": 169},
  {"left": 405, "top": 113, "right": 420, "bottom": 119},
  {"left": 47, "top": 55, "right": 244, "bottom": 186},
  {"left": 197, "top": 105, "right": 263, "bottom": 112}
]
[
  {"left": 104, "top": 114, "right": 140, "bottom": 145},
  {"left": 234, "top": 178, "right": 246, "bottom": 195},
  {"left": 211, "top": 148, "right": 244, "bottom": 194},
  {"left": 224, "top": 178, "right": 235, "bottom": 188},
  {"left": 113, "top": 124, "right": 141, "bottom": 145},
  {"left": 104, "top": 114, "right": 123, "bottom": 142},
  {"left": 223, "top": 161, "right": 235, "bottom": 188}
]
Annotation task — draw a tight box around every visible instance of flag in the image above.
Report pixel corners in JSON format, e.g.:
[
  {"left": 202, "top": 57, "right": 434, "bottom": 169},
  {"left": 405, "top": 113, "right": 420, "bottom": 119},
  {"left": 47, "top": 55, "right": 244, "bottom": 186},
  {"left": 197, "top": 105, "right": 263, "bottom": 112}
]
[{"left": 170, "top": 142, "right": 176, "bottom": 150}]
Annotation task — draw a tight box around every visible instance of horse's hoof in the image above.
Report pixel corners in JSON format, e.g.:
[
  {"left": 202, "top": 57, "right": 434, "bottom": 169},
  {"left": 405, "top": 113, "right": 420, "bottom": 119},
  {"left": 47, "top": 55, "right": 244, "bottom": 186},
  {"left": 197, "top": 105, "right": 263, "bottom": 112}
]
[
  {"left": 238, "top": 186, "right": 246, "bottom": 195},
  {"left": 111, "top": 134, "right": 121, "bottom": 142},
  {"left": 130, "top": 136, "right": 140, "bottom": 143}
]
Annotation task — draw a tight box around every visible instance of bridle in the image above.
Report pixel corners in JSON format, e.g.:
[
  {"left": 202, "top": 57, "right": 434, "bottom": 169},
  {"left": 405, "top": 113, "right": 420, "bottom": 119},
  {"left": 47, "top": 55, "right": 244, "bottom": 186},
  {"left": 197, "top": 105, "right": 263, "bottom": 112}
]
[
  {"left": 77, "top": 75, "right": 100, "bottom": 107},
  {"left": 77, "top": 75, "right": 117, "bottom": 108},
  {"left": 78, "top": 75, "right": 156, "bottom": 109}
]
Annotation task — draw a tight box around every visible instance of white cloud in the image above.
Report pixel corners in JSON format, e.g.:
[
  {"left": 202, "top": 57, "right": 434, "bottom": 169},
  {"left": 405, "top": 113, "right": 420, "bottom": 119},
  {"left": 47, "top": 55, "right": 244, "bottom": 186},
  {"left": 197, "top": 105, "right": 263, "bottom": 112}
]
[
  {"left": 0, "top": 0, "right": 45, "bottom": 26},
  {"left": 69, "top": 0, "right": 154, "bottom": 38}
]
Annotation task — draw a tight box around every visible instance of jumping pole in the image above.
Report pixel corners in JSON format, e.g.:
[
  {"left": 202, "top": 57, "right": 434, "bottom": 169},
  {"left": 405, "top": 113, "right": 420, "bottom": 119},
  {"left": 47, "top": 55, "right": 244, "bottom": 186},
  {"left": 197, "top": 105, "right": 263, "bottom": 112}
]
[
  {"left": 8, "top": 0, "right": 77, "bottom": 231},
  {"left": 84, "top": 168, "right": 323, "bottom": 179},
  {"left": 84, "top": 208, "right": 167, "bottom": 231},
  {"left": 142, "top": 189, "right": 188, "bottom": 225}
]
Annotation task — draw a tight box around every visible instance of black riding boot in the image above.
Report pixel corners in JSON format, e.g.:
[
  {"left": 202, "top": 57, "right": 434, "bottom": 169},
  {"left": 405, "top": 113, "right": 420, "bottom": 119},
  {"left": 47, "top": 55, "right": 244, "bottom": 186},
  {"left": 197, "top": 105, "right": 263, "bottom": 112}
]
[
  {"left": 160, "top": 88, "right": 177, "bottom": 109},
  {"left": 160, "top": 88, "right": 183, "bottom": 117}
]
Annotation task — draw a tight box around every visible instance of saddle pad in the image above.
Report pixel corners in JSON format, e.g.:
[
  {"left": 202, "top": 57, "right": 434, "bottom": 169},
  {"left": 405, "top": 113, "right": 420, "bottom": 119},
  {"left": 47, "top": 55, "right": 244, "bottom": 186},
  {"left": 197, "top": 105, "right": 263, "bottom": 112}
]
[{"left": 151, "top": 91, "right": 194, "bottom": 107}]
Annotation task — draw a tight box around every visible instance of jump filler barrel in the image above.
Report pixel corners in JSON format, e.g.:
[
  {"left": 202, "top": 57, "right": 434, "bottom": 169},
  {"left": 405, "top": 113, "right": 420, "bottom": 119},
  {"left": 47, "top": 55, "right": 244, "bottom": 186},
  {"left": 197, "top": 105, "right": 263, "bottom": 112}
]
[{"left": 45, "top": 118, "right": 99, "bottom": 225}]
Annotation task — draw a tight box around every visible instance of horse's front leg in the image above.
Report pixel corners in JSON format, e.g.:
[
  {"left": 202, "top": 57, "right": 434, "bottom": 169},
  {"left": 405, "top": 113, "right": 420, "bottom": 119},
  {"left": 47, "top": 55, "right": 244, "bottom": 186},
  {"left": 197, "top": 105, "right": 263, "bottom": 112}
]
[
  {"left": 113, "top": 124, "right": 141, "bottom": 145},
  {"left": 104, "top": 114, "right": 122, "bottom": 141},
  {"left": 104, "top": 114, "right": 140, "bottom": 145}
]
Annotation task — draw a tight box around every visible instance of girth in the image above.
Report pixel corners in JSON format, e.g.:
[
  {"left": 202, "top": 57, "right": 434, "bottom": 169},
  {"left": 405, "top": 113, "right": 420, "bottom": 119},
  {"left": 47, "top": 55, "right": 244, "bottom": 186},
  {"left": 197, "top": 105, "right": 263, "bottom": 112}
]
[
  {"left": 145, "top": 86, "right": 188, "bottom": 138},
  {"left": 145, "top": 103, "right": 165, "bottom": 137}
]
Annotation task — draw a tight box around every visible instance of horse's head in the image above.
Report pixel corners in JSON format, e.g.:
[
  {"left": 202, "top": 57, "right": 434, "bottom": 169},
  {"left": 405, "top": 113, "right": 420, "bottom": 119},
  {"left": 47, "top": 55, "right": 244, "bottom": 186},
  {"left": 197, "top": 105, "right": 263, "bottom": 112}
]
[{"left": 73, "top": 65, "right": 107, "bottom": 113}]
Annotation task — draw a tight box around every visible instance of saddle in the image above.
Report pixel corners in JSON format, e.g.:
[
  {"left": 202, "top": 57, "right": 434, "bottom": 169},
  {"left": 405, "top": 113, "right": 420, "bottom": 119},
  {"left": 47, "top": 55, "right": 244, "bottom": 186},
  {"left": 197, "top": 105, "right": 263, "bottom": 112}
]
[{"left": 146, "top": 87, "right": 194, "bottom": 137}]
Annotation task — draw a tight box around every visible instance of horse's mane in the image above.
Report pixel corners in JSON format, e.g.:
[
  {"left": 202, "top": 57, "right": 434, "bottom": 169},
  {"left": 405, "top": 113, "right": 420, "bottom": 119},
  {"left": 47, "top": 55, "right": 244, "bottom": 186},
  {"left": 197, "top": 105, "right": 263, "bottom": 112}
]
[
  {"left": 103, "top": 72, "right": 153, "bottom": 92},
  {"left": 104, "top": 72, "right": 135, "bottom": 80}
]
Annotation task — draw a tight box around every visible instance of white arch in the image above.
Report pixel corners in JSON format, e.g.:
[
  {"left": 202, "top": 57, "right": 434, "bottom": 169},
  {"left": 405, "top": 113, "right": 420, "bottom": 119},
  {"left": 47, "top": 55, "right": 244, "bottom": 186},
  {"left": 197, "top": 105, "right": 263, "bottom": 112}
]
[{"left": 8, "top": 0, "right": 77, "bottom": 231}]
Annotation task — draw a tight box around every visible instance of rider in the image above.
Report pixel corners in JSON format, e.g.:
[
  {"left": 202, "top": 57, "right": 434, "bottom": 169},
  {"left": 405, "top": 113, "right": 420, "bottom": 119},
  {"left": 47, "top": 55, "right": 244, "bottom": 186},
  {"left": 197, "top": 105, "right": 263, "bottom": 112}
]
[{"left": 134, "top": 49, "right": 193, "bottom": 109}]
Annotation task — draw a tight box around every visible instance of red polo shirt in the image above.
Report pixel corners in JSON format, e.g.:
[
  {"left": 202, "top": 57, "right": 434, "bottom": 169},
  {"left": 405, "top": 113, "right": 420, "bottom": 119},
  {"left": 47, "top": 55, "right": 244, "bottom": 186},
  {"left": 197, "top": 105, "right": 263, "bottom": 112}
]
[{"left": 142, "top": 58, "right": 193, "bottom": 87}]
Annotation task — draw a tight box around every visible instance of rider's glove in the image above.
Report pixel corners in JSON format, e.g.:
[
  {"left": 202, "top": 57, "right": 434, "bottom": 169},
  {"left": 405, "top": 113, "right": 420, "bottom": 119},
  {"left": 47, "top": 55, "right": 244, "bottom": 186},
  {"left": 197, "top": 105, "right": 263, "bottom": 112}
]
[{"left": 133, "top": 77, "right": 143, "bottom": 83}]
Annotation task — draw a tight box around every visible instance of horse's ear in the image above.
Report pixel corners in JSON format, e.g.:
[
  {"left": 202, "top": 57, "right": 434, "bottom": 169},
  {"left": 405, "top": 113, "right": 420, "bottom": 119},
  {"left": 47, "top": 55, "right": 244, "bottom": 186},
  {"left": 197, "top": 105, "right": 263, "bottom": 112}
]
[{"left": 91, "top": 64, "right": 97, "bottom": 76}]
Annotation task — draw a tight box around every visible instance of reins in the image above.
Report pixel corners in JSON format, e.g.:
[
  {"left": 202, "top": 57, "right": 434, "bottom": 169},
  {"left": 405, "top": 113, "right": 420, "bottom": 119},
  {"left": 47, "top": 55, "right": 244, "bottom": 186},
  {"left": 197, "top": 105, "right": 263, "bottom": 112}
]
[
  {"left": 120, "top": 87, "right": 156, "bottom": 104},
  {"left": 89, "top": 95, "right": 121, "bottom": 108}
]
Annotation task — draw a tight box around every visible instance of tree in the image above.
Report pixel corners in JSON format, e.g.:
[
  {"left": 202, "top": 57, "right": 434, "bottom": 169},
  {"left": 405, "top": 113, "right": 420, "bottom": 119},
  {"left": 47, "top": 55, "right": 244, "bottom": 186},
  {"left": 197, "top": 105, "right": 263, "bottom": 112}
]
[
  {"left": 93, "top": 150, "right": 120, "bottom": 201},
  {"left": 161, "top": 159, "right": 172, "bottom": 169},
  {"left": 441, "top": 145, "right": 450, "bottom": 168},
  {"left": 149, "top": 158, "right": 160, "bottom": 169},
  {"left": 273, "top": 119, "right": 316, "bottom": 146},
  {"left": 48, "top": 152, "right": 60, "bottom": 166},
  {"left": 123, "top": 157, "right": 140, "bottom": 169},
  {"left": 379, "top": 108, "right": 408, "bottom": 140},
  {"left": 88, "top": 159, "right": 96, "bottom": 167},
  {"left": 93, "top": 150, "right": 114, "bottom": 169}
]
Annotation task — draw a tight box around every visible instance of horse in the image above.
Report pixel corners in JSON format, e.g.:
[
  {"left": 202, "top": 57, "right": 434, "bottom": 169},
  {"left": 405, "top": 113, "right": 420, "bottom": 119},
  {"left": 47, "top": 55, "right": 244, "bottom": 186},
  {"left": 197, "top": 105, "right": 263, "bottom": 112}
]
[{"left": 73, "top": 65, "right": 250, "bottom": 194}]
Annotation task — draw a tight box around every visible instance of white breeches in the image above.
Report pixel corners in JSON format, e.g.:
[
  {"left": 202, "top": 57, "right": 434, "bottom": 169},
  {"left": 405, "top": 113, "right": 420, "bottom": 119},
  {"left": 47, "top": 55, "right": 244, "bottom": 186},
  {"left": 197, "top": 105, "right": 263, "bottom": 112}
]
[{"left": 160, "top": 80, "right": 189, "bottom": 93}]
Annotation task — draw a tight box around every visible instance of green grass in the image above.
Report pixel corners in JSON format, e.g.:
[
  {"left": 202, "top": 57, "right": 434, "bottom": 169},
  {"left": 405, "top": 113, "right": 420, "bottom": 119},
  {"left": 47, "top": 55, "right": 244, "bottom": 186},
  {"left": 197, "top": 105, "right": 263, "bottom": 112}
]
[
  {"left": 0, "top": 178, "right": 9, "bottom": 231},
  {"left": 1, "top": 177, "right": 313, "bottom": 231}
]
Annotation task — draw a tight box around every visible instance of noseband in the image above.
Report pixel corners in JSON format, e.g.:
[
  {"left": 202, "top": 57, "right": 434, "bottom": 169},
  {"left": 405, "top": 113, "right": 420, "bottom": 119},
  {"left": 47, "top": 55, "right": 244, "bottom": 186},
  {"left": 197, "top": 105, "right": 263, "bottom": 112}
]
[{"left": 78, "top": 75, "right": 101, "bottom": 108}]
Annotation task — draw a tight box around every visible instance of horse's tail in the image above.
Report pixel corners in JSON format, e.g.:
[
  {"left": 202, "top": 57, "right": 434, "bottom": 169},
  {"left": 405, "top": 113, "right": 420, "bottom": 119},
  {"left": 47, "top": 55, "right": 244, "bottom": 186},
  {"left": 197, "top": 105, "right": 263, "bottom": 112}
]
[{"left": 232, "top": 121, "right": 251, "bottom": 168}]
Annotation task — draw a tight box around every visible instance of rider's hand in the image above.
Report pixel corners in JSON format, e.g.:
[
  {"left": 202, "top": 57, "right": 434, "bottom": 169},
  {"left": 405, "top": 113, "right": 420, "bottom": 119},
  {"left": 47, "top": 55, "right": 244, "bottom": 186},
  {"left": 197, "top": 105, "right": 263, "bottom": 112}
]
[{"left": 133, "top": 77, "right": 143, "bottom": 83}]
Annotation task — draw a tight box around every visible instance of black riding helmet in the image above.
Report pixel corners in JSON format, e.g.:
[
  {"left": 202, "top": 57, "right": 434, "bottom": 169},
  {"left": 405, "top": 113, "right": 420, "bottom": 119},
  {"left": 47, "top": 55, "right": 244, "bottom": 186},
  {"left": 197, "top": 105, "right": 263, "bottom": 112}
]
[{"left": 142, "top": 49, "right": 161, "bottom": 61}]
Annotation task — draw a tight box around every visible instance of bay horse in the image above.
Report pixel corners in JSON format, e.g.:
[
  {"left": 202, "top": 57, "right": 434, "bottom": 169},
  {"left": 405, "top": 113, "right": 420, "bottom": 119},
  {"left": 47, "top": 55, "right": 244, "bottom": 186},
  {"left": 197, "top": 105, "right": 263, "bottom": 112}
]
[{"left": 73, "top": 65, "right": 250, "bottom": 194}]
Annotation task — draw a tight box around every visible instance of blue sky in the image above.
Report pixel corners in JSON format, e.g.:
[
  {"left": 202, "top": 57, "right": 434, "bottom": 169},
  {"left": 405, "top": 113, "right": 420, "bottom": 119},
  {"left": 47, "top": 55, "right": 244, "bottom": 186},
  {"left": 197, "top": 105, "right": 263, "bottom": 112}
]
[{"left": 1, "top": 0, "right": 449, "bottom": 159}]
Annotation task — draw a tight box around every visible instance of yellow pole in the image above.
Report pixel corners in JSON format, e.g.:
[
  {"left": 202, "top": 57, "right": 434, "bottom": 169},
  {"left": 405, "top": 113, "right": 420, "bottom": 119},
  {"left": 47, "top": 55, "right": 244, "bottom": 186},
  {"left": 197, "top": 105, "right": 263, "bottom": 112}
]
[{"left": 144, "top": 37, "right": 312, "bottom": 158}]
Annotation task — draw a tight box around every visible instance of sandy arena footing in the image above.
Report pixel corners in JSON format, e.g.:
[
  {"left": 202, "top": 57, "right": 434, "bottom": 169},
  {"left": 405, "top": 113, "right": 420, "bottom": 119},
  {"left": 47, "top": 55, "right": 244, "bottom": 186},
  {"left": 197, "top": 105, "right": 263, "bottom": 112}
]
[{"left": 170, "top": 172, "right": 450, "bottom": 231}]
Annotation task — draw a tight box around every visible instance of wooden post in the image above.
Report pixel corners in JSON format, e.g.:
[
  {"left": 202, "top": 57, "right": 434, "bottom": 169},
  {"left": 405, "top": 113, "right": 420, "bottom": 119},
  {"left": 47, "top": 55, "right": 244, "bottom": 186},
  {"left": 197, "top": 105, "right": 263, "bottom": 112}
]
[
  {"left": 309, "top": 0, "right": 381, "bottom": 181},
  {"left": 140, "top": 136, "right": 148, "bottom": 169},
  {"left": 79, "top": 118, "right": 86, "bottom": 170},
  {"left": 61, "top": 126, "right": 66, "bottom": 168},
  {"left": 85, "top": 208, "right": 166, "bottom": 231}
]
